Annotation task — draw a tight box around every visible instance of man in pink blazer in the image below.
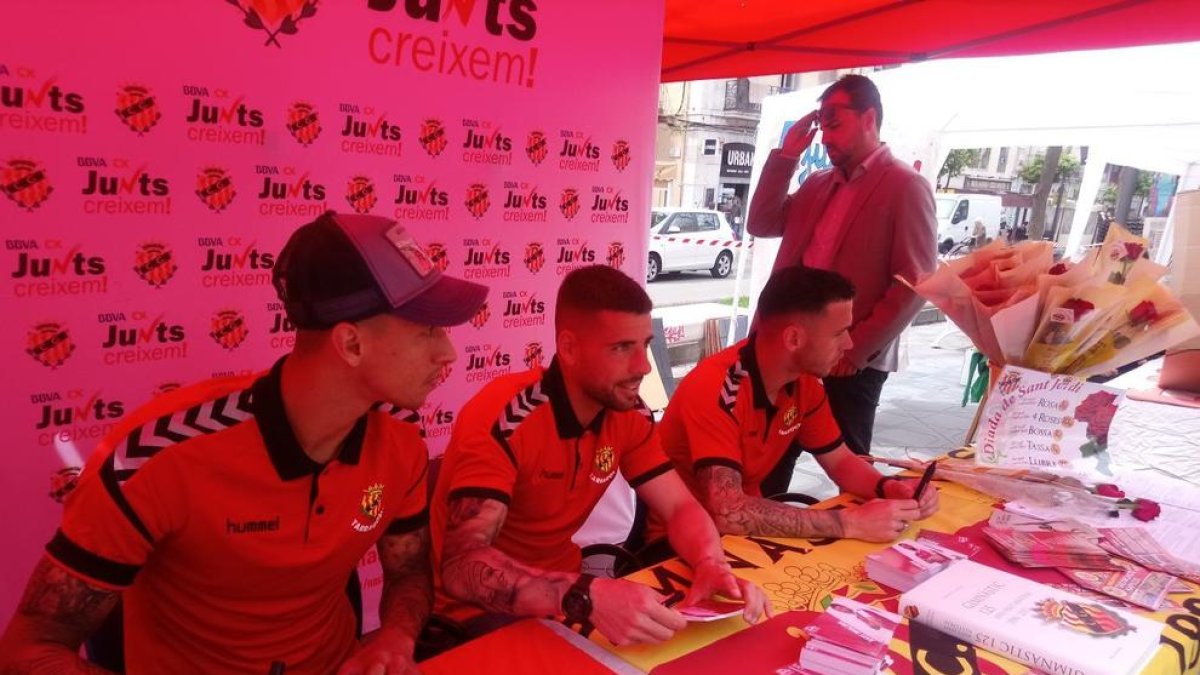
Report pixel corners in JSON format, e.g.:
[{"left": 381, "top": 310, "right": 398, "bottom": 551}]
[{"left": 748, "top": 75, "right": 935, "bottom": 493}]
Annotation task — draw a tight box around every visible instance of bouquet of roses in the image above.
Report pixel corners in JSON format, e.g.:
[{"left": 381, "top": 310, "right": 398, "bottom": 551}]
[{"left": 905, "top": 223, "right": 1198, "bottom": 377}]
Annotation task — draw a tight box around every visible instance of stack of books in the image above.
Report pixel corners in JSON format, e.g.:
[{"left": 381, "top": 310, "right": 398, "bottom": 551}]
[
  {"left": 865, "top": 537, "right": 967, "bottom": 592},
  {"left": 900, "top": 560, "right": 1161, "bottom": 675},
  {"left": 793, "top": 597, "right": 900, "bottom": 675}
]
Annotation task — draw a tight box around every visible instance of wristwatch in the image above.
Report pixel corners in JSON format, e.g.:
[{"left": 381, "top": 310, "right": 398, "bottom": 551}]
[{"left": 561, "top": 573, "right": 596, "bottom": 625}]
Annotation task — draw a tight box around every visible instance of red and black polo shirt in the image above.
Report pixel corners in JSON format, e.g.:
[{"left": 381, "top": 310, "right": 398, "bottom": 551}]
[
  {"left": 46, "top": 358, "right": 429, "bottom": 675},
  {"left": 429, "top": 358, "right": 672, "bottom": 623}
]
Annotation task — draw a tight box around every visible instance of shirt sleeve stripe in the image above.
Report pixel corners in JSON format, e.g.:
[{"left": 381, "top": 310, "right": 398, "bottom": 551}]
[
  {"left": 385, "top": 507, "right": 429, "bottom": 535},
  {"left": 628, "top": 461, "right": 673, "bottom": 489},
  {"left": 99, "top": 453, "right": 154, "bottom": 545},
  {"left": 693, "top": 457, "right": 744, "bottom": 474},
  {"left": 489, "top": 422, "right": 519, "bottom": 468},
  {"left": 45, "top": 529, "right": 140, "bottom": 588},
  {"left": 448, "top": 487, "right": 512, "bottom": 506},
  {"left": 807, "top": 437, "right": 843, "bottom": 455}
]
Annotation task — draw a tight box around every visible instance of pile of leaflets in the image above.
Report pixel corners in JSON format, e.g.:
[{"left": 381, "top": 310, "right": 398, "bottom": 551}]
[
  {"left": 792, "top": 597, "right": 900, "bottom": 675},
  {"left": 865, "top": 537, "right": 968, "bottom": 592}
]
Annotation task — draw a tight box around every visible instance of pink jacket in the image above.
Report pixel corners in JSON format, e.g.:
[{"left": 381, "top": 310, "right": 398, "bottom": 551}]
[{"left": 748, "top": 146, "right": 936, "bottom": 371}]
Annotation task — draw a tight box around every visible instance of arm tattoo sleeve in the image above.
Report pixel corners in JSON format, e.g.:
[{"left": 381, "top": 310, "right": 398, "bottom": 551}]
[
  {"left": 375, "top": 527, "right": 432, "bottom": 645},
  {"left": 0, "top": 555, "right": 120, "bottom": 673},
  {"left": 695, "top": 465, "right": 845, "bottom": 539},
  {"left": 439, "top": 497, "right": 574, "bottom": 616}
]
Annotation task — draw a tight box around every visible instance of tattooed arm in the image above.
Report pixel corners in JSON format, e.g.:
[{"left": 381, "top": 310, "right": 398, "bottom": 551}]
[
  {"left": 439, "top": 497, "right": 575, "bottom": 617},
  {"left": 695, "top": 465, "right": 846, "bottom": 539},
  {"left": 336, "top": 528, "right": 431, "bottom": 674},
  {"left": 0, "top": 555, "right": 120, "bottom": 674},
  {"left": 695, "top": 465, "right": 919, "bottom": 542}
]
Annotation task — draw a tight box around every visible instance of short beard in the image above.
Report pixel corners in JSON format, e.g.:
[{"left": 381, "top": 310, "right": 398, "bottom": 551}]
[{"left": 583, "top": 381, "right": 637, "bottom": 412}]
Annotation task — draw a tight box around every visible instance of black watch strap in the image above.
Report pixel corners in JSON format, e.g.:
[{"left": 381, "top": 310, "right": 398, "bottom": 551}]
[{"left": 562, "top": 573, "right": 596, "bottom": 624}]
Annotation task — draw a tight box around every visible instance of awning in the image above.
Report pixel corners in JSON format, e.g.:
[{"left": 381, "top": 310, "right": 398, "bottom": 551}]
[{"left": 663, "top": 0, "right": 1200, "bottom": 81}]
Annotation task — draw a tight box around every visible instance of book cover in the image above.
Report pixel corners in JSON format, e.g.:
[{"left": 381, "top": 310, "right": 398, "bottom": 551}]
[{"left": 899, "top": 560, "right": 1161, "bottom": 675}]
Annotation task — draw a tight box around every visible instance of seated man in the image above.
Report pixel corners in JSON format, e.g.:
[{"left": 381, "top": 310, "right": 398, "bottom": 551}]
[
  {"left": 0, "top": 212, "right": 487, "bottom": 674},
  {"left": 430, "top": 265, "right": 768, "bottom": 648},
  {"left": 646, "top": 265, "right": 939, "bottom": 548}
]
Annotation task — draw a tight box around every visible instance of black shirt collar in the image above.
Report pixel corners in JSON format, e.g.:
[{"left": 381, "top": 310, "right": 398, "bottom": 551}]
[
  {"left": 739, "top": 333, "right": 794, "bottom": 414},
  {"left": 251, "top": 356, "right": 368, "bottom": 481},
  {"left": 541, "top": 357, "right": 605, "bottom": 440}
]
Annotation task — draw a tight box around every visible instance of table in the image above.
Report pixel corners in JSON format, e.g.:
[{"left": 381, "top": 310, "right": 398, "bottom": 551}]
[{"left": 423, "top": 460, "right": 1200, "bottom": 674}]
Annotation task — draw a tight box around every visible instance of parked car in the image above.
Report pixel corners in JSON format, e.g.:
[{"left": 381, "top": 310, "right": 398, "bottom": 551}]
[{"left": 647, "top": 208, "right": 739, "bottom": 282}]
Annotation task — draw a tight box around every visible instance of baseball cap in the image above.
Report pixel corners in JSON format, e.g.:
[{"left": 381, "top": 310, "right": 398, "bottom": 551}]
[{"left": 273, "top": 211, "right": 488, "bottom": 329}]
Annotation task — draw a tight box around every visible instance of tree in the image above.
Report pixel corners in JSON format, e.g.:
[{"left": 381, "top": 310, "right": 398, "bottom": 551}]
[
  {"left": 938, "top": 149, "right": 981, "bottom": 188},
  {"left": 1019, "top": 149, "right": 1082, "bottom": 241},
  {"left": 1018, "top": 152, "right": 1080, "bottom": 185}
]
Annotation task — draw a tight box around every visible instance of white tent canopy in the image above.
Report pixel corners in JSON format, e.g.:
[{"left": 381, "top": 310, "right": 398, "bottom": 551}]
[{"left": 739, "top": 42, "right": 1200, "bottom": 320}]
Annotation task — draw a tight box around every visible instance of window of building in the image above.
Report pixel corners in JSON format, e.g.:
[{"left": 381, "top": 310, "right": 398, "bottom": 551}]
[
  {"left": 974, "top": 148, "right": 992, "bottom": 170},
  {"left": 704, "top": 187, "right": 716, "bottom": 208},
  {"left": 997, "top": 148, "right": 1009, "bottom": 174},
  {"left": 703, "top": 139, "right": 718, "bottom": 155}
]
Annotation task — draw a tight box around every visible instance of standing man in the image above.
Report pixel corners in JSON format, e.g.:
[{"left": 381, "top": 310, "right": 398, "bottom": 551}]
[
  {"left": 430, "top": 265, "right": 768, "bottom": 648},
  {"left": 643, "top": 265, "right": 938, "bottom": 551},
  {"left": 0, "top": 212, "right": 487, "bottom": 674},
  {"left": 748, "top": 74, "right": 936, "bottom": 488}
]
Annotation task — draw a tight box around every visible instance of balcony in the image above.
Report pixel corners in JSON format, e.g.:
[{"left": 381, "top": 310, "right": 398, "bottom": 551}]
[{"left": 724, "top": 79, "right": 779, "bottom": 115}]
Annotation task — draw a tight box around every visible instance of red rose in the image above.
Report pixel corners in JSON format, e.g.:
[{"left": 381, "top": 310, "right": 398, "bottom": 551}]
[
  {"left": 1060, "top": 298, "right": 1095, "bottom": 321},
  {"left": 1124, "top": 242, "right": 1145, "bottom": 261},
  {"left": 1132, "top": 499, "right": 1161, "bottom": 522},
  {"left": 1095, "top": 483, "right": 1125, "bottom": 498},
  {"left": 1049, "top": 262, "right": 1069, "bottom": 275},
  {"left": 1128, "top": 301, "right": 1159, "bottom": 327}
]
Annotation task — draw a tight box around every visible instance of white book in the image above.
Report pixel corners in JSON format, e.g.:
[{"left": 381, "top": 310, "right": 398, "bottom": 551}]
[{"left": 899, "top": 560, "right": 1161, "bottom": 675}]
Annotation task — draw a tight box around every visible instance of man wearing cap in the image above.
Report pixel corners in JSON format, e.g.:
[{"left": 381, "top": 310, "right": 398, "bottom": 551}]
[
  {"left": 430, "top": 265, "right": 769, "bottom": 649},
  {"left": 0, "top": 212, "right": 487, "bottom": 674}
]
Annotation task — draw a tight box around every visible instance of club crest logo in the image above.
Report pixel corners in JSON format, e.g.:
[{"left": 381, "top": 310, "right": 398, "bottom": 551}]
[
  {"left": 524, "top": 241, "right": 545, "bottom": 273},
  {"left": 225, "top": 0, "right": 319, "bottom": 48},
  {"left": 591, "top": 445, "right": 616, "bottom": 484},
  {"left": 195, "top": 167, "right": 236, "bottom": 212},
  {"left": 606, "top": 241, "right": 626, "bottom": 269},
  {"left": 1035, "top": 599, "right": 1134, "bottom": 637},
  {"left": 132, "top": 241, "right": 177, "bottom": 288},
  {"left": 464, "top": 183, "right": 490, "bottom": 219},
  {"left": 26, "top": 322, "right": 75, "bottom": 369},
  {"left": 285, "top": 100, "right": 321, "bottom": 146},
  {"left": 209, "top": 309, "right": 249, "bottom": 351},
  {"left": 526, "top": 130, "right": 548, "bottom": 165},
  {"left": 470, "top": 302, "right": 490, "bottom": 329},
  {"left": 425, "top": 242, "right": 450, "bottom": 273},
  {"left": 352, "top": 482, "right": 385, "bottom": 533},
  {"left": 611, "top": 139, "right": 631, "bottom": 171},
  {"left": 523, "top": 341, "right": 544, "bottom": 370},
  {"left": 778, "top": 405, "right": 803, "bottom": 436},
  {"left": 560, "top": 188, "right": 580, "bottom": 220},
  {"left": 49, "top": 466, "right": 82, "bottom": 504},
  {"left": 345, "top": 175, "right": 377, "bottom": 214},
  {"left": 2, "top": 159, "right": 54, "bottom": 211},
  {"left": 419, "top": 118, "right": 448, "bottom": 157},
  {"left": 114, "top": 84, "right": 162, "bottom": 135}
]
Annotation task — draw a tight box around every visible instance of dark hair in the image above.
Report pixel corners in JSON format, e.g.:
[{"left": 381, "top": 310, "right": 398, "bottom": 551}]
[
  {"left": 555, "top": 265, "right": 651, "bottom": 330},
  {"left": 757, "top": 265, "right": 855, "bottom": 320},
  {"left": 820, "top": 74, "right": 882, "bottom": 130}
]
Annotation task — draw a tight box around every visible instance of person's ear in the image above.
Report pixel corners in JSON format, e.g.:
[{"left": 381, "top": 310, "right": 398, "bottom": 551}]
[
  {"left": 557, "top": 328, "right": 578, "bottom": 367},
  {"left": 782, "top": 321, "right": 808, "bottom": 353},
  {"left": 330, "top": 321, "right": 365, "bottom": 366}
]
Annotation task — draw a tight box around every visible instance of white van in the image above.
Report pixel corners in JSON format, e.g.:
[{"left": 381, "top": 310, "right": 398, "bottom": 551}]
[{"left": 934, "top": 193, "right": 1003, "bottom": 245}]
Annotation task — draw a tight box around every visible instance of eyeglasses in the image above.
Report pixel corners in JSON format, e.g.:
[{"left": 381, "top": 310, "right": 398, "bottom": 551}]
[{"left": 817, "top": 104, "right": 859, "bottom": 129}]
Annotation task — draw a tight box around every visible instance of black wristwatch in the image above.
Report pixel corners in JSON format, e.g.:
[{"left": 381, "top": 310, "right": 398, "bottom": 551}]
[{"left": 562, "top": 573, "right": 596, "bottom": 625}]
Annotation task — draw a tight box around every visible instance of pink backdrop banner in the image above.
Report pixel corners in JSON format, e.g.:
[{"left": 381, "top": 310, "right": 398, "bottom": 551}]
[{"left": 0, "top": 0, "right": 663, "bottom": 627}]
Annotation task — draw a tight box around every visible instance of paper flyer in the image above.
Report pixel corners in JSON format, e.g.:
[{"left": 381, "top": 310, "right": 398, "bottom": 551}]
[{"left": 977, "top": 366, "right": 1125, "bottom": 476}]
